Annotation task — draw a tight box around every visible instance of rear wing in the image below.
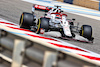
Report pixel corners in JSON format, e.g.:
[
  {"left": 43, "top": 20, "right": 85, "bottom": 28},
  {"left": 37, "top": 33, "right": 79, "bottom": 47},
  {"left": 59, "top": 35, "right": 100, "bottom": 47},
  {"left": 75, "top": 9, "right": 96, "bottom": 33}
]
[{"left": 34, "top": 5, "right": 52, "bottom": 12}]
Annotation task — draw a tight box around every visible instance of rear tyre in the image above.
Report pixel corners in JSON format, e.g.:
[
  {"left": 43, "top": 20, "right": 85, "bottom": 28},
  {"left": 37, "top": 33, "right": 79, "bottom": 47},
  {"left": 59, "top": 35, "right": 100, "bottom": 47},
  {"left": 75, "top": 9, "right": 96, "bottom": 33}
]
[
  {"left": 80, "top": 25, "right": 92, "bottom": 40},
  {"left": 36, "top": 17, "right": 50, "bottom": 34},
  {"left": 19, "top": 12, "right": 35, "bottom": 29}
]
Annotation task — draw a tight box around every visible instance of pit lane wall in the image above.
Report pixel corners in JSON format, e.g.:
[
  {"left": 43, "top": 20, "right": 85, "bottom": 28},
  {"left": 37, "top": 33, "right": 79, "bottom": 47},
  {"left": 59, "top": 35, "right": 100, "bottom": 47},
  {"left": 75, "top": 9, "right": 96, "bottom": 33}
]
[{"left": 57, "top": 0, "right": 100, "bottom": 11}]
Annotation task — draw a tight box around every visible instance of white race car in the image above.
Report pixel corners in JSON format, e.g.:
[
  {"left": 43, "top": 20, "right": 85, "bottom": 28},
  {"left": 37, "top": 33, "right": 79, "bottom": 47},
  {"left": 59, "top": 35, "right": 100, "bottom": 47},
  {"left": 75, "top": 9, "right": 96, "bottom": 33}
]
[{"left": 19, "top": 5, "right": 94, "bottom": 43}]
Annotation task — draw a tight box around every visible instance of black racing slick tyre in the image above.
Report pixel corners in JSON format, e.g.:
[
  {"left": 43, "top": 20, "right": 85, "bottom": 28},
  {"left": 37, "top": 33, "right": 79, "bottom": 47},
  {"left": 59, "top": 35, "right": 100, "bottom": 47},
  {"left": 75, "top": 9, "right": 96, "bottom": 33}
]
[
  {"left": 36, "top": 17, "right": 50, "bottom": 34},
  {"left": 19, "top": 12, "right": 35, "bottom": 29},
  {"left": 80, "top": 25, "right": 92, "bottom": 40}
]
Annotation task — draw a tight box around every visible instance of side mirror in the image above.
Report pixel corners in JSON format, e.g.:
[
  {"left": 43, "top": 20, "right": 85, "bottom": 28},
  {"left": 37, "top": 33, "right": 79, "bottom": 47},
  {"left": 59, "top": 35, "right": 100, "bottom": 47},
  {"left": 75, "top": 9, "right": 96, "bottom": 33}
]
[
  {"left": 61, "top": 10, "right": 63, "bottom": 12},
  {"left": 69, "top": 22, "right": 74, "bottom": 25},
  {"left": 72, "top": 18, "right": 75, "bottom": 21},
  {"left": 45, "top": 14, "right": 47, "bottom": 16},
  {"left": 49, "top": 7, "right": 52, "bottom": 10}
]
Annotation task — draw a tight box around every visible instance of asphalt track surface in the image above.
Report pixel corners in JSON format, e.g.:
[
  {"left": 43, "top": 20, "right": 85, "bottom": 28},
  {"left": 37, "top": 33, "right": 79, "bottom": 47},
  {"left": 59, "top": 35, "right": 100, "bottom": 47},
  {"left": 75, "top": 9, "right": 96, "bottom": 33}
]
[{"left": 0, "top": 0, "right": 100, "bottom": 67}]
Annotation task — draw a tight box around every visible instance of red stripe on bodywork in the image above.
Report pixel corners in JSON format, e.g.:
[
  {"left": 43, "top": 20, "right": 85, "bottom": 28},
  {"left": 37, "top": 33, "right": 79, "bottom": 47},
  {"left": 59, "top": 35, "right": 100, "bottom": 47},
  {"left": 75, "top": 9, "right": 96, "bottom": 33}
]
[
  {"left": 48, "top": 42, "right": 88, "bottom": 52},
  {"left": 0, "top": 22, "right": 17, "bottom": 26},
  {"left": 34, "top": 5, "right": 51, "bottom": 11},
  {"left": 78, "top": 54, "right": 100, "bottom": 61}
]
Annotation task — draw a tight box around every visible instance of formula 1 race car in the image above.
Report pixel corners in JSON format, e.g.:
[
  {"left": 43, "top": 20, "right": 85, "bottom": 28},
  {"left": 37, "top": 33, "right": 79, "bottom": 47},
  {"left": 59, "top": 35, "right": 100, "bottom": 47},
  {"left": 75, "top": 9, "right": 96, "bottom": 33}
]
[{"left": 19, "top": 5, "right": 94, "bottom": 43}]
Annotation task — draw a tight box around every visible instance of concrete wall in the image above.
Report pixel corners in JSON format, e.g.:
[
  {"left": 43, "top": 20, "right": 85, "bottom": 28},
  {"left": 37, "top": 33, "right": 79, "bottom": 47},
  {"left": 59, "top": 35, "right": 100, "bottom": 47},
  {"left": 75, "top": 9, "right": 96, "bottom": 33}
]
[
  {"left": 56, "top": 0, "right": 100, "bottom": 11},
  {"left": 73, "top": 0, "right": 99, "bottom": 10}
]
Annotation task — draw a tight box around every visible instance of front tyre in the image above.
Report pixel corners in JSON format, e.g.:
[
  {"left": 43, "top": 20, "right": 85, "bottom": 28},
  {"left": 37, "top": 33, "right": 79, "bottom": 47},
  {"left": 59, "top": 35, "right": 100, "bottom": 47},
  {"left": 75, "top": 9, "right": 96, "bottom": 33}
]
[
  {"left": 36, "top": 17, "right": 50, "bottom": 34},
  {"left": 19, "top": 12, "right": 35, "bottom": 29},
  {"left": 80, "top": 25, "right": 93, "bottom": 41}
]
